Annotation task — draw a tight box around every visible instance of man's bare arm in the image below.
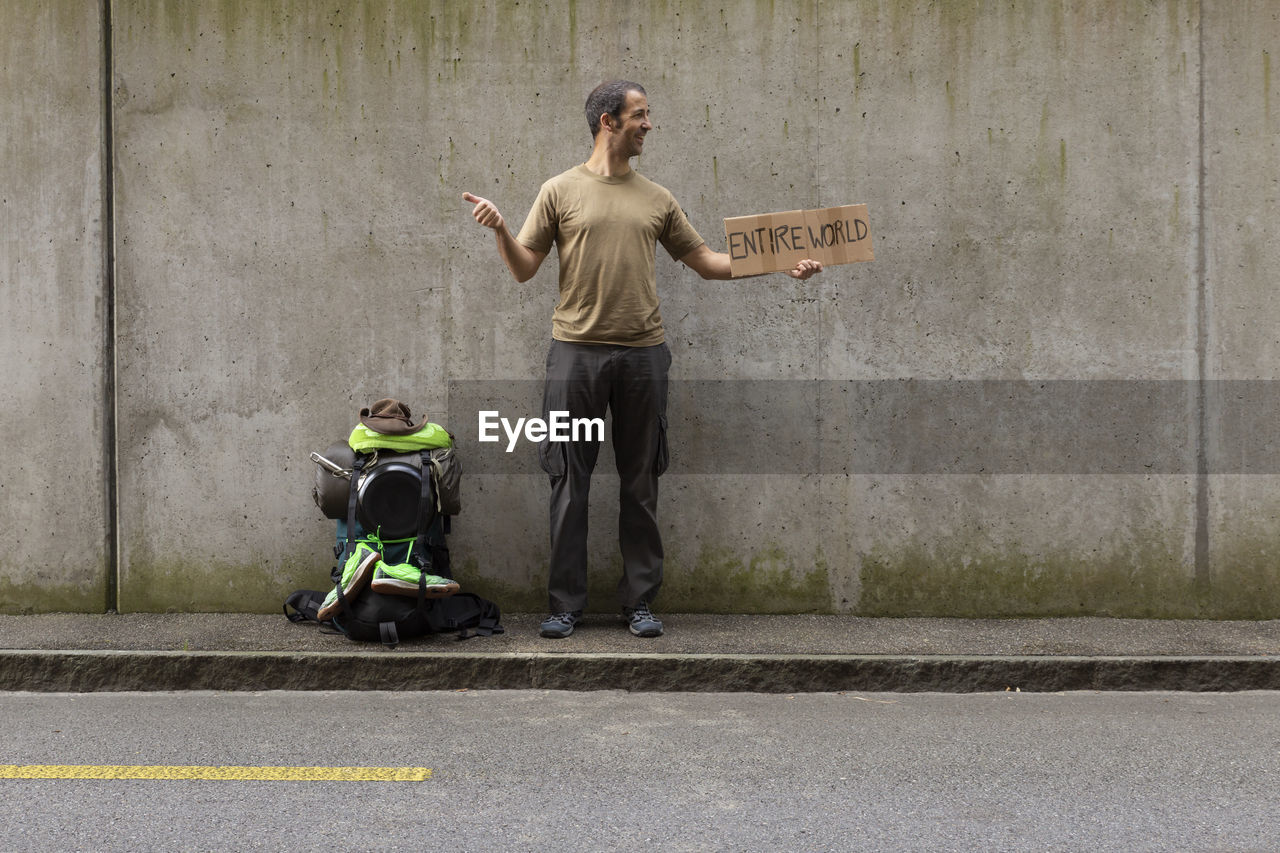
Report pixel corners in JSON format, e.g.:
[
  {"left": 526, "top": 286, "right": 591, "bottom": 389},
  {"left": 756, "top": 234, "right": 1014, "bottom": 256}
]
[
  {"left": 462, "top": 192, "right": 547, "bottom": 283},
  {"left": 679, "top": 243, "right": 823, "bottom": 281}
]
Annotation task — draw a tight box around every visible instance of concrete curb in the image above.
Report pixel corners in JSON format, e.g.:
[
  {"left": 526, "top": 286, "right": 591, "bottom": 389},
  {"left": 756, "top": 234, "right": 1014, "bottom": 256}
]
[{"left": 2, "top": 650, "right": 1277, "bottom": 693}]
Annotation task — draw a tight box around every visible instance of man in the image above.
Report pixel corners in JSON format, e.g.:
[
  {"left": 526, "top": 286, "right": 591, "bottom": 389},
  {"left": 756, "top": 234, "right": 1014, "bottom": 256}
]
[{"left": 464, "top": 80, "right": 821, "bottom": 639}]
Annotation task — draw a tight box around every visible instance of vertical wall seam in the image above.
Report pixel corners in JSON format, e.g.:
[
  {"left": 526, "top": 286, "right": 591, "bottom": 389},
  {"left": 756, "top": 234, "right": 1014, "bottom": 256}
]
[
  {"left": 1193, "top": 0, "right": 1210, "bottom": 592},
  {"left": 101, "top": 0, "right": 119, "bottom": 612},
  {"left": 813, "top": 0, "right": 834, "bottom": 611}
]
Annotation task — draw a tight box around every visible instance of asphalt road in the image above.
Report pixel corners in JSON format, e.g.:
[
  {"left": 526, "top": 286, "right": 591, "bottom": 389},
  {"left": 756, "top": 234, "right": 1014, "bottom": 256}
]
[{"left": 0, "top": 690, "right": 1276, "bottom": 851}]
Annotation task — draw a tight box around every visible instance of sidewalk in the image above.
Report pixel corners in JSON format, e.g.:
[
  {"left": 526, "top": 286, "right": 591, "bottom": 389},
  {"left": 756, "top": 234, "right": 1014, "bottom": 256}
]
[{"left": 0, "top": 613, "right": 1277, "bottom": 693}]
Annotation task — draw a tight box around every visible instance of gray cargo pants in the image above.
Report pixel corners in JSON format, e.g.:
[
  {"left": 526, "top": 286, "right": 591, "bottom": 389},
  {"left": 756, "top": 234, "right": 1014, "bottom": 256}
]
[{"left": 539, "top": 340, "right": 671, "bottom": 614}]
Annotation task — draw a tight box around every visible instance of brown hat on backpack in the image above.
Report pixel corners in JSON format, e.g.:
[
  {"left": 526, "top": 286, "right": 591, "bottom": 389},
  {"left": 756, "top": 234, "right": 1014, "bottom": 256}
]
[{"left": 359, "top": 398, "right": 426, "bottom": 436}]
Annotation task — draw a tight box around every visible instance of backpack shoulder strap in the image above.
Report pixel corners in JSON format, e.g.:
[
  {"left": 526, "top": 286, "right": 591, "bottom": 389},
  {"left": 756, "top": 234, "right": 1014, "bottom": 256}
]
[
  {"left": 412, "top": 450, "right": 437, "bottom": 571},
  {"left": 284, "top": 590, "right": 327, "bottom": 624},
  {"left": 427, "top": 593, "right": 505, "bottom": 639},
  {"left": 464, "top": 595, "right": 504, "bottom": 638},
  {"left": 378, "top": 621, "right": 400, "bottom": 648},
  {"left": 342, "top": 452, "right": 368, "bottom": 561}
]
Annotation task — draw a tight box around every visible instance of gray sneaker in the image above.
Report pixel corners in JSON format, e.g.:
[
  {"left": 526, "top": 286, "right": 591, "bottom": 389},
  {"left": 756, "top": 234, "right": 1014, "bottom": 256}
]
[
  {"left": 624, "top": 603, "right": 664, "bottom": 637},
  {"left": 540, "top": 611, "right": 582, "bottom": 639}
]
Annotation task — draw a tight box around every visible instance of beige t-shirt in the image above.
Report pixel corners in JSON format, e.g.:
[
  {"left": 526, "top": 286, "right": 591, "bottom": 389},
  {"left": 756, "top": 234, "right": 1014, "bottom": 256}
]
[{"left": 517, "top": 164, "right": 705, "bottom": 346}]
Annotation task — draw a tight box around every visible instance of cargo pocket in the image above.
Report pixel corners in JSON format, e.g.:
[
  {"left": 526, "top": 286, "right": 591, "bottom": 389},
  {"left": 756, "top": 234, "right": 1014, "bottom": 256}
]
[
  {"left": 654, "top": 414, "right": 669, "bottom": 476},
  {"left": 538, "top": 436, "right": 566, "bottom": 480}
]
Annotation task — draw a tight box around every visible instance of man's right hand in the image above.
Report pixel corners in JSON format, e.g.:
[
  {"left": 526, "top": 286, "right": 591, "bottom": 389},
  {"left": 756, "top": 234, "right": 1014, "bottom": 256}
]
[
  {"left": 461, "top": 191, "right": 547, "bottom": 282},
  {"left": 463, "top": 192, "right": 504, "bottom": 231}
]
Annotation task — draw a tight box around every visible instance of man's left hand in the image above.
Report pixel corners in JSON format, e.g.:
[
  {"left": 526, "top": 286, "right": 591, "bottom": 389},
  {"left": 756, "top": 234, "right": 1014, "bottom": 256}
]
[{"left": 786, "top": 259, "right": 824, "bottom": 280}]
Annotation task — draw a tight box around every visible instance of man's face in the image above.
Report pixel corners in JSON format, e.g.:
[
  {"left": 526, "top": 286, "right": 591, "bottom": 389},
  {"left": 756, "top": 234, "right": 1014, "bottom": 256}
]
[{"left": 609, "top": 90, "right": 652, "bottom": 158}]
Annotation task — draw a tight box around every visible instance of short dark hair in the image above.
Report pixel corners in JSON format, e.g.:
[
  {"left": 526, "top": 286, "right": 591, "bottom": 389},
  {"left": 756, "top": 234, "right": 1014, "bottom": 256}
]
[{"left": 585, "top": 80, "right": 646, "bottom": 138}]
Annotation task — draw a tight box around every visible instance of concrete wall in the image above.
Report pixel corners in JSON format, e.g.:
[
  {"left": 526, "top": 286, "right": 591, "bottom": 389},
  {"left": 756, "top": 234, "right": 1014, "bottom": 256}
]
[
  {"left": 1, "top": 2, "right": 111, "bottom": 612},
  {"left": 4, "top": 0, "right": 1279, "bottom": 616}
]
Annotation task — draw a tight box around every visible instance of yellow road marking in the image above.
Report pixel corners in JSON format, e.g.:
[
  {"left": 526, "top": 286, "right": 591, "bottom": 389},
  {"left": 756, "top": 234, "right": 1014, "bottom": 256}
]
[{"left": 0, "top": 765, "right": 430, "bottom": 781}]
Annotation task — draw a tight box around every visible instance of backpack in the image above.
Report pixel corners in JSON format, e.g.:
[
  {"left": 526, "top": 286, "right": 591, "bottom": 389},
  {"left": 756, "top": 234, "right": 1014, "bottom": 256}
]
[{"left": 286, "top": 422, "right": 503, "bottom": 647}]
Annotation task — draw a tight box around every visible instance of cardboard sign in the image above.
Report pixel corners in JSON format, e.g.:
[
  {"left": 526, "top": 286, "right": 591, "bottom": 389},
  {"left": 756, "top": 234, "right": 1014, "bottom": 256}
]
[{"left": 724, "top": 204, "right": 874, "bottom": 277}]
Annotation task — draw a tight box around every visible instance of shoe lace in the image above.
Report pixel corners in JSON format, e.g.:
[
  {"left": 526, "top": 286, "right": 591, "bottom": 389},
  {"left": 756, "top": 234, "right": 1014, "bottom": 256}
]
[
  {"left": 629, "top": 603, "right": 654, "bottom": 621},
  {"left": 549, "top": 612, "right": 576, "bottom": 625}
]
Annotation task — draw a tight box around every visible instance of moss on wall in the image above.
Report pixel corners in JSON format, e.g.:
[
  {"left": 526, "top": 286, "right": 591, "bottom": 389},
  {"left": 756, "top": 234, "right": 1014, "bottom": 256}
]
[
  {"left": 119, "top": 553, "right": 324, "bottom": 613},
  {"left": 659, "top": 544, "right": 832, "bottom": 614},
  {"left": 857, "top": 537, "right": 1280, "bottom": 619},
  {"left": 0, "top": 575, "right": 110, "bottom": 615}
]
